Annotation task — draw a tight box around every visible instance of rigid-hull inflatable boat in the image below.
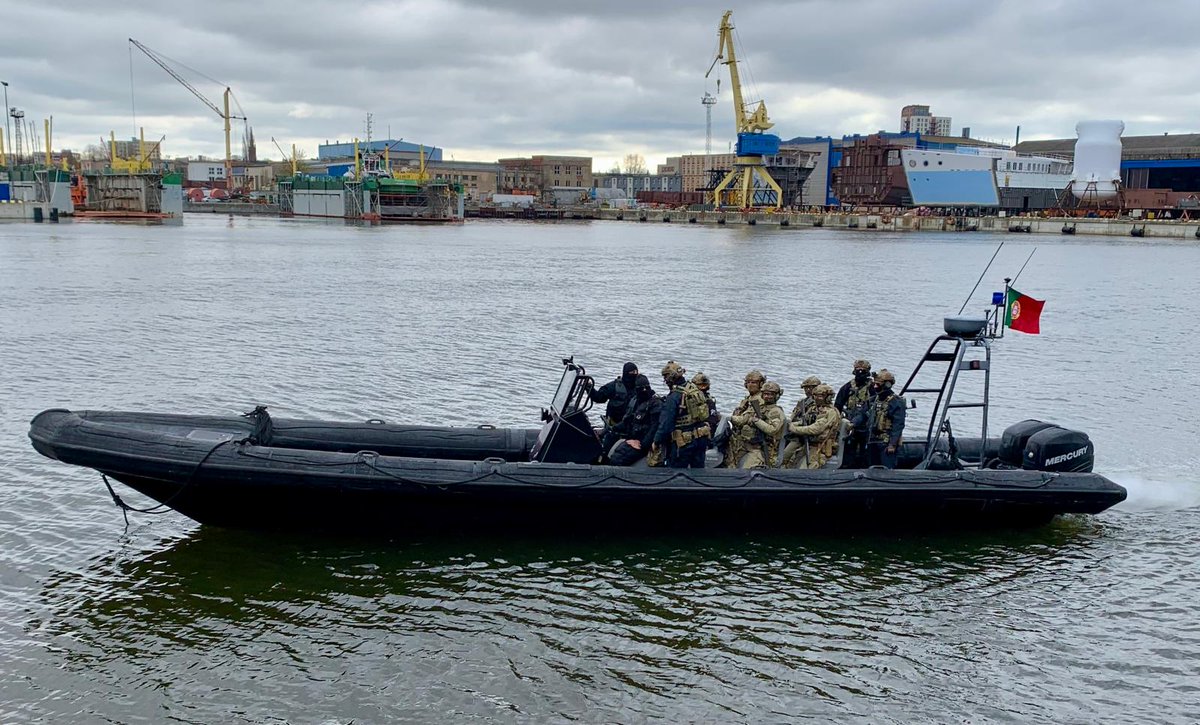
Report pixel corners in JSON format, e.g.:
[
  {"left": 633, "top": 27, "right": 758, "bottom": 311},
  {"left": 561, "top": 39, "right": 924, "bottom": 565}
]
[{"left": 29, "top": 314, "right": 1126, "bottom": 532}]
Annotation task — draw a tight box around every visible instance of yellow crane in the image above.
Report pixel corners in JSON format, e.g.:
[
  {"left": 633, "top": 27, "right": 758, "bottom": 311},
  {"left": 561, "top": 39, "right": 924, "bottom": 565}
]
[
  {"left": 129, "top": 38, "right": 245, "bottom": 189},
  {"left": 705, "top": 10, "right": 782, "bottom": 209}
]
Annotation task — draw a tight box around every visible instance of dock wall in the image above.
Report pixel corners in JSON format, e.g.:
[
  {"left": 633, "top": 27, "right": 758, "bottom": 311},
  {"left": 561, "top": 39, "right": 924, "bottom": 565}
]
[{"left": 593, "top": 209, "right": 1200, "bottom": 239}]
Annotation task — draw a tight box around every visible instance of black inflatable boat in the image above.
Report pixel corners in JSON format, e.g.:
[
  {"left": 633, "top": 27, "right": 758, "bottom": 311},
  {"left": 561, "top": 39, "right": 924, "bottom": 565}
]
[{"left": 29, "top": 314, "right": 1126, "bottom": 532}]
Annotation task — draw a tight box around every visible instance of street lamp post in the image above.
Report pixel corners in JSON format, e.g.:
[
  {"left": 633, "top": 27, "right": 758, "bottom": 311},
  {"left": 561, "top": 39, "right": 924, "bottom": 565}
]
[{"left": 1, "top": 81, "right": 10, "bottom": 167}]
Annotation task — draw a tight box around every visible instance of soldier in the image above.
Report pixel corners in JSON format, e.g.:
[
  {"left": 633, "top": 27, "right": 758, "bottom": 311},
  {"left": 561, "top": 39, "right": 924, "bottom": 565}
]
[
  {"left": 861, "top": 369, "right": 906, "bottom": 469},
  {"left": 590, "top": 362, "right": 639, "bottom": 452},
  {"left": 789, "top": 375, "right": 823, "bottom": 424},
  {"left": 731, "top": 381, "right": 786, "bottom": 469},
  {"left": 589, "top": 362, "right": 640, "bottom": 430},
  {"left": 838, "top": 360, "right": 875, "bottom": 468},
  {"left": 653, "top": 361, "right": 712, "bottom": 468},
  {"left": 835, "top": 359, "right": 872, "bottom": 415},
  {"left": 723, "top": 370, "right": 767, "bottom": 467},
  {"left": 690, "top": 372, "right": 721, "bottom": 441},
  {"left": 781, "top": 384, "right": 842, "bottom": 469},
  {"left": 608, "top": 375, "right": 662, "bottom": 466}
]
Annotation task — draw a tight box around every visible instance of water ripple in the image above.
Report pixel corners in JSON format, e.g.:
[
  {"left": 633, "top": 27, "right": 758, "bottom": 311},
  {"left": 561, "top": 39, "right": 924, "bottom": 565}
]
[{"left": 2, "top": 217, "right": 1199, "bottom": 722}]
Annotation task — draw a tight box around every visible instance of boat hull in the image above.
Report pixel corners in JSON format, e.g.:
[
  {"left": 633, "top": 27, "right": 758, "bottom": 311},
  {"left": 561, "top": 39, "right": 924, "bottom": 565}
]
[{"left": 29, "top": 409, "right": 1128, "bottom": 532}]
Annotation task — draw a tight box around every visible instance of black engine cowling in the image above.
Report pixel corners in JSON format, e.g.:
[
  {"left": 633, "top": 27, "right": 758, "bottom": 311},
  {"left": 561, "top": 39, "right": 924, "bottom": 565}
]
[
  {"left": 999, "top": 419, "right": 1058, "bottom": 466},
  {"left": 1021, "top": 427, "right": 1095, "bottom": 473}
]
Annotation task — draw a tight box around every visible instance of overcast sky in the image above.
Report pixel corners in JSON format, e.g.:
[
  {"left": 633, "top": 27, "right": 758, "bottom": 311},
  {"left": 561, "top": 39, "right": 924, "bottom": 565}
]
[{"left": 3, "top": 0, "right": 1197, "bottom": 170}]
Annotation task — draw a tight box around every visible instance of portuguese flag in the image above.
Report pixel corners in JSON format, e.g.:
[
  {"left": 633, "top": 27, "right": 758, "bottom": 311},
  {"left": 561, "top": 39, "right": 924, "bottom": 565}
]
[{"left": 1005, "top": 287, "right": 1045, "bottom": 334}]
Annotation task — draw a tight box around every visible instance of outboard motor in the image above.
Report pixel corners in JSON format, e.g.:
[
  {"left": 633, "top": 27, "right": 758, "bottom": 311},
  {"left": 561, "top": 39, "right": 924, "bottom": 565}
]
[
  {"left": 1022, "top": 427, "right": 1095, "bottom": 473},
  {"left": 999, "top": 419, "right": 1059, "bottom": 467}
]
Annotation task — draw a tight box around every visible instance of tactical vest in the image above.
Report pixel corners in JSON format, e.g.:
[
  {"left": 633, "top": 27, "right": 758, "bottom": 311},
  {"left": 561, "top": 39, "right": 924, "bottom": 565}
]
[
  {"left": 616, "top": 395, "right": 658, "bottom": 438},
  {"left": 846, "top": 382, "right": 871, "bottom": 413},
  {"left": 605, "top": 380, "right": 629, "bottom": 422},
  {"left": 785, "top": 398, "right": 812, "bottom": 440},
  {"left": 668, "top": 383, "right": 712, "bottom": 448},
  {"left": 674, "top": 383, "right": 710, "bottom": 432},
  {"left": 870, "top": 394, "right": 902, "bottom": 441}
]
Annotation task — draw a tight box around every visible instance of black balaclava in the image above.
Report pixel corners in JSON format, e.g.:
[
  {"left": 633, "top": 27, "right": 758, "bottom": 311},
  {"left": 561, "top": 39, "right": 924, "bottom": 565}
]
[
  {"left": 854, "top": 369, "right": 871, "bottom": 385},
  {"left": 622, "top": 362, "right": 639, "bottom": 387},
  {"left": 634, "top": 375, "right": 652, "bottom": 401}
]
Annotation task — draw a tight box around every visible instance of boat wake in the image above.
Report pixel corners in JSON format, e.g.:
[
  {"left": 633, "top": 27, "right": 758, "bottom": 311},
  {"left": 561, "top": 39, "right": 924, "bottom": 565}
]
[{"left": 1113, "top": 475, "right": 1200, "bottom": 511}]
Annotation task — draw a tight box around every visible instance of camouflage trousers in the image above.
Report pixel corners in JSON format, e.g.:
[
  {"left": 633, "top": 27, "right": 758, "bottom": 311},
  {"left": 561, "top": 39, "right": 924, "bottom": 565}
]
[{"left": 781, "top": 439, "right": 828, "bottom": 469}]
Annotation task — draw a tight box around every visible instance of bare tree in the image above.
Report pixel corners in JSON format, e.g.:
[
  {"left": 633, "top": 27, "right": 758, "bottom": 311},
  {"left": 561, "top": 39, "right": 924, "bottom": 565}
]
[{"left": 623, "top": 153, "right": 647, "bottom": 175}]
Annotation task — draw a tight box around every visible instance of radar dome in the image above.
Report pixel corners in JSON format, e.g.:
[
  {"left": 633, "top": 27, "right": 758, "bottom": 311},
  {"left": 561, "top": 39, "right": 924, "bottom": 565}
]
[{"left": 1071, "top": 120, "right": 1124, "bottom": 199}]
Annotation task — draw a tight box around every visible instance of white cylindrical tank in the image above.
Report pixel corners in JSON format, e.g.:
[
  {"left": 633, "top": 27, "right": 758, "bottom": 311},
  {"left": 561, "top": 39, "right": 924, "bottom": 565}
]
[{"left": 1071, "top": 120, "right": 1124, "bottom": 199}]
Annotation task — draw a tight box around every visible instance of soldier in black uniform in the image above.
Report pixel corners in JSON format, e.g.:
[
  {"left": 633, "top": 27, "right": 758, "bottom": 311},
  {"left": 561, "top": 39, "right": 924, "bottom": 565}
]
[
  {"left": 835, "top": 359, "right": 872, "bottom": 414},
  {"left": 607, "top": 375, "right": 662, "bottom": 466},
  {"left": 590, "top": 362, "right": 639, "bottom": 448},
  {"left": 653, "top": 361, "right": 711, "bottom": 469},
  {"left": 860, "top": 369, "right": 906, "bottom": 468},
  {"left": 838, "top": 359, "right": 874, "bottom": 468}
]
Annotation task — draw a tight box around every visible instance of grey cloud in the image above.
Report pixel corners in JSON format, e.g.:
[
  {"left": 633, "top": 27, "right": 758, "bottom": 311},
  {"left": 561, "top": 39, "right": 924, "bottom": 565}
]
[{"left": 2, "top": 0, "right": 1197, "bottom": 167}]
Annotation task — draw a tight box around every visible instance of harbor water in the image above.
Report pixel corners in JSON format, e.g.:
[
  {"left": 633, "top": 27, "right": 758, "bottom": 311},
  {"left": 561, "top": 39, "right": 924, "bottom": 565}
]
[{"left": 1, "top": 216, "right": 1197, "bottom": 722}]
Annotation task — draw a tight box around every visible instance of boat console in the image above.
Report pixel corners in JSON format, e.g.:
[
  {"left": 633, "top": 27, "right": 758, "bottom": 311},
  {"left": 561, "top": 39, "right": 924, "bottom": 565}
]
[{"left": 529, "top": 358, "right": 603, "bottom": 464}]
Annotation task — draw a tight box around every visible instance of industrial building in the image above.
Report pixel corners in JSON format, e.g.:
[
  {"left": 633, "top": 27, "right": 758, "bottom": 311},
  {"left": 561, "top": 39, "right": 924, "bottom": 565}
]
[
  {"left": 1015, "top": 133, "right": 1200, "bottom": 193},
  {"left": 497, "top": 156, "right": 593, "bottom": 197},
  {"left": 318, "top": 139, "right": 442, "bottom": 163}
]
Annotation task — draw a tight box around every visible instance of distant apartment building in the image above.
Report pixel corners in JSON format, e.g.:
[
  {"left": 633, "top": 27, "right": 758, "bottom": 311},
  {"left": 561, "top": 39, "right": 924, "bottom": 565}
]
[
  {"left": 900, "top": 105, "right": 952, "bottom": 136},
  {"left": 111, "top": 137, "right": 163, "bottom": 163},
  {"left": 498, "top": 155, "right": 593, "bottom": 195},
  {"left": 679, "top": 152, "right": 737, "bottom": 193}
]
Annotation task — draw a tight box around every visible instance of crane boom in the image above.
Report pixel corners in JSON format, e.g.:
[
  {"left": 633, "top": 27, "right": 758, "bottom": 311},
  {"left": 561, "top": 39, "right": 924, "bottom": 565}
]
[
  {"left": 705, "top": 11, "right": 773, "bottom": 135},
  {"left": 129, "top": 39, "right": 226, "bottom": 119},
  {"left": 129, "top": 37, "right": 245, "bottom": 190}
]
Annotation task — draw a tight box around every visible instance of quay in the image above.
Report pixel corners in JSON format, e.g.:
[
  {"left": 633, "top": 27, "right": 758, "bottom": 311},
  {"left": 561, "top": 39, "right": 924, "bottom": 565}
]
[{"left": 589, "top": 208, "right": 1200, "bottom": 239}]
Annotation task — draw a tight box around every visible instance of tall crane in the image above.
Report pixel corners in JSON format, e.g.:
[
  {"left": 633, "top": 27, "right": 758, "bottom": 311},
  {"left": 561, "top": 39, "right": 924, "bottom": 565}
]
[
  {"left": 704, "top": 10, "right": 782, "bottom": 209},
  {"left": 129, "top": 38, "right": 245, "bottom": 188}
]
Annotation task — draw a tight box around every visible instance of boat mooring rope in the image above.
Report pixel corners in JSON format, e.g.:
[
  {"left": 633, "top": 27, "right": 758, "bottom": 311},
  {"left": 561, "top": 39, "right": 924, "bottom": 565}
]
[
  {"left": 100, "top": 436, "right": 241, "bottom": 526},
  {"left": 233, "top": 446, "right": 1057, "bottom": 491}
]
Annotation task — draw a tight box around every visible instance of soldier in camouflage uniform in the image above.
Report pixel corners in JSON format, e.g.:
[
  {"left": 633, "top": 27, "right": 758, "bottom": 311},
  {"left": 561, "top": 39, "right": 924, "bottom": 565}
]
[
  {"left": 789, "top": 375, "right": 823, "bottom": 426},
  {"left": 838, "top": 359, "right": 875, "bottom": 468},
  {"left": 732, "top": 381, "right": 786, "bottom": 469},
  {"left": 781, "top": 384, "right": 842, "bottom": 469},
  {"left": 723, "top": 370, "right": 767, "bottom": 467},
  {"left": 861, "top": 369, "right": 906, "bottom": 469},
  {"left": 653, "top": 361, "right": 712, "bottom": 468},
  {"left": 690, "top": 372, "right": 722, "bottom": 445}
]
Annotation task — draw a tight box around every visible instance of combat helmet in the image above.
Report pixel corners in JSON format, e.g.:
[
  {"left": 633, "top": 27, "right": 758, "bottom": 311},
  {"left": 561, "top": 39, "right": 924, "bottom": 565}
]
[
  {"left": 661, "top": 360, "right": 686, "bottom": 381},
  {"left": 744, "top": 369, "right": 766, "bottom": 383},
  {"left": 853, "top": 359, "right": 871, "bottom": 372},
  {"left": 875, "top": 369, "right": 896, "bottom": 386},
  {"left": 761, "top": 381, "right": 782, "bottom": 398},
  {"left": 813, "top": 384, "right": 834, "bottom": 398},
  {"left": 691, "top": 372, "right": 711, "bottom": 388},
  {"left": 801, "top": 375, "right": 822, "bottom": 388}
]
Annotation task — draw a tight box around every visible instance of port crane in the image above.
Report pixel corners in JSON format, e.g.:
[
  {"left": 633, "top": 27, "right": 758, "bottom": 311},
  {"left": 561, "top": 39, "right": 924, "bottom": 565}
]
[
  {"left": 704, "top": 10, "right": 782, "bottom": 209},
  {"left": 129, "top": 38, "right": 245, "bottom": 189}
]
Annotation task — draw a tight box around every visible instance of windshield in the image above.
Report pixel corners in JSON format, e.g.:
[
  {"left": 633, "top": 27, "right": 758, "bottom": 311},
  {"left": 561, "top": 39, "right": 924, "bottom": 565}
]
[{"left": 549, "top": 367, "right": 577, "bottom": 415}]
